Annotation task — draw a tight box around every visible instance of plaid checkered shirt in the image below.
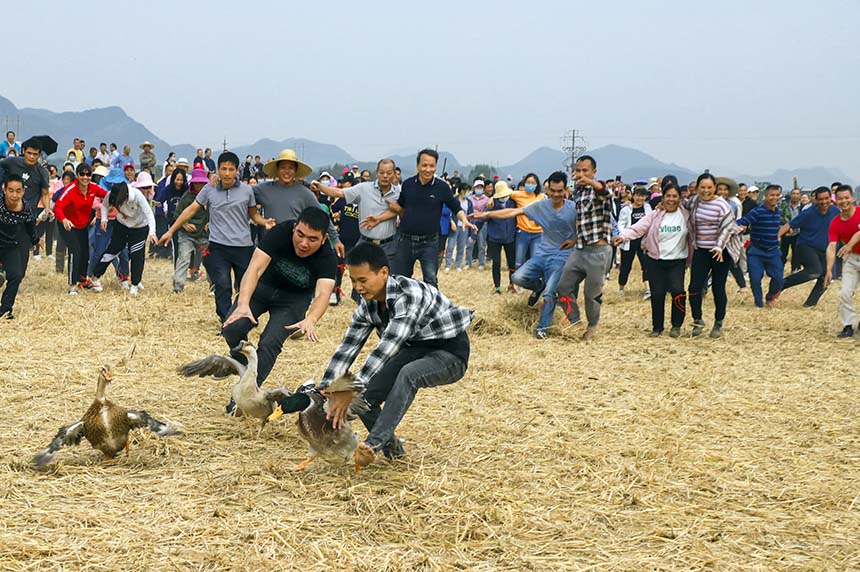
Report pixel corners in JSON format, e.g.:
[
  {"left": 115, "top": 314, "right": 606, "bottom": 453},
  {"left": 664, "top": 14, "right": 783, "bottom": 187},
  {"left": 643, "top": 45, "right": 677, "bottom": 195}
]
[
  {"left": 320, "top": 276, "right": 473, "bottom": 391},
  {"left": 573, "top": 184, "right": 611, "bottom": 248}
]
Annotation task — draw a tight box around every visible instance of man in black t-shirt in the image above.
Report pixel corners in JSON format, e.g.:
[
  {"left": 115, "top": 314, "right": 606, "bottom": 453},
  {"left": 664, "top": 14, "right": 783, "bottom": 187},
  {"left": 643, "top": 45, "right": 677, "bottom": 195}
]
[
  {"left": 0, "top": 138, "right": 51, "bottom": 274},
  {"left": 222, "top": 207, "right": 337, "bottom": 389}
]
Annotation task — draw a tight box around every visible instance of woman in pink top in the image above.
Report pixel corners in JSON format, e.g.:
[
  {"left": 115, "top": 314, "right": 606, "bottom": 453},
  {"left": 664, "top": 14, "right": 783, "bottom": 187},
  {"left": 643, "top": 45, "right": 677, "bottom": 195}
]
[{"left": 614, "top": 183, "right": 692, "bottom": 338}]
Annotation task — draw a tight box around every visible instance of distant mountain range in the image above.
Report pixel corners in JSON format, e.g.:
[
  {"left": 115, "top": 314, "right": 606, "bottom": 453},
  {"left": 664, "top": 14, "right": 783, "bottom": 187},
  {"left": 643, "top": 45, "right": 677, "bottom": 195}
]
[{"left": 0, "top": 95, "right": 852, "bottom": 190}]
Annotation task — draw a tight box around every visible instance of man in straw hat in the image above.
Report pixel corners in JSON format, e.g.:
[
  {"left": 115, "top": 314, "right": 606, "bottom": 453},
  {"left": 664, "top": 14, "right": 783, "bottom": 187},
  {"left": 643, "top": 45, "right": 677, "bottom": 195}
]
[
  {"left": 472, "top": 172, "right": 578, "bottom": 339},
  {"left": 158, "top": 151, "right": 276, "bottom": 322},
  {"left": 320, "top": 241, "right": 472, "bottom": 467},
  {"left": 311, "top": 158, "right": 399, "bottom": 263},
  {"left": 254, "top": 149, "right": 343, "bottom": 256},
  {"left": 362, "top": 149, "right": 476, "bottom": 288},
  {"left": 138, "top": 142, "right": 156, "bottom": 173}
]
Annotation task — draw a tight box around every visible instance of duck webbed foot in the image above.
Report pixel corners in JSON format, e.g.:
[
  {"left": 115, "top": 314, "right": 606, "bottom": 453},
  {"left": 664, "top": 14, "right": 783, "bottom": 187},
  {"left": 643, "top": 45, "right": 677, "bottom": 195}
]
[{"left": 289, "top": 455, "right": 316, "bottom": 471}]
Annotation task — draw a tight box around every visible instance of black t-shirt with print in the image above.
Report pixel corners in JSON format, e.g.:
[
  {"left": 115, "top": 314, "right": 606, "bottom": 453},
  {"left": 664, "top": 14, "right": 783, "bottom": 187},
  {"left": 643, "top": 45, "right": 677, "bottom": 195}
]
[
  {"left": 629, "top": 206, "right": 647, "bottom": 249},
  {"left": 258, "top": 219, "right": 337, "bottom": 294},
  {"left": 0, "top": 157, "right": 50, "bottom": 209}
]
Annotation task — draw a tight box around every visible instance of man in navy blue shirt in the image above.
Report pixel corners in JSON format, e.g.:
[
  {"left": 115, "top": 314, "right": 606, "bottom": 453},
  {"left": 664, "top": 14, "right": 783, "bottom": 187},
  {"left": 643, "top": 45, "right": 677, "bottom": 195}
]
[
  {"left": 778, "top": 186, "right": 839, "bottom": 307},
  {"left": 737, "top": 184, "right": 784, "bottom": 308},
  {"left": 363, "top": 149, "right": 475, "bottom": 287}
]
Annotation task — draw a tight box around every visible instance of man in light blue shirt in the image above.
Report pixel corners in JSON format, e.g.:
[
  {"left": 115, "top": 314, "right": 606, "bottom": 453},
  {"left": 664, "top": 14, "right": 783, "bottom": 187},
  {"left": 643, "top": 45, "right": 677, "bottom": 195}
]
[
  {"left": 472, "top": 171, "right": 576, "bottom": 338},
  {"left": 0, "top": 131, "right": 21, "bottom": 157}
]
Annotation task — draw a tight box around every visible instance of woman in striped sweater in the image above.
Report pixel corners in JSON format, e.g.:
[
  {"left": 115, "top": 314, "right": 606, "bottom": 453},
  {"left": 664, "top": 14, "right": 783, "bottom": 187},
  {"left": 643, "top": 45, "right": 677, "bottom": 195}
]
[{"left": 685, "top": 173, "right": 742, "bottom": 338}]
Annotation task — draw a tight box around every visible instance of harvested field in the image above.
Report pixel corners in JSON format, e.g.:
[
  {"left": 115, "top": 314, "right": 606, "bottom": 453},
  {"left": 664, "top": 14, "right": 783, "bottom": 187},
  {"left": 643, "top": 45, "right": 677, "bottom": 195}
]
[{"left": 1, "top": 256, "right": 859, "bottom": 571}]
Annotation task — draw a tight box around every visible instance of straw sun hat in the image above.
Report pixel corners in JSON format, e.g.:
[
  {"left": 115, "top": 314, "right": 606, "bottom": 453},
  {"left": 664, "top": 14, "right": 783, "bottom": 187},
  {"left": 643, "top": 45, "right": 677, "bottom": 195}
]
[{"left": 263, "top": 149, "right": 313, "bottom": 179}]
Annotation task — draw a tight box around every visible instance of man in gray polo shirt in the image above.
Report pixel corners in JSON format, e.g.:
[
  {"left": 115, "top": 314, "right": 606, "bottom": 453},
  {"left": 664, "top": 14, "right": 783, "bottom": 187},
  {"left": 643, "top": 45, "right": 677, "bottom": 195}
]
[
  {"left": 311, "top": 159, "right": 399, "bottom": 261},
  {"left": 159, "top": 151, "right": 275, "bottom": 322},
  {"left": 255, "top": 149, "right": 343, "bottom": 257}
]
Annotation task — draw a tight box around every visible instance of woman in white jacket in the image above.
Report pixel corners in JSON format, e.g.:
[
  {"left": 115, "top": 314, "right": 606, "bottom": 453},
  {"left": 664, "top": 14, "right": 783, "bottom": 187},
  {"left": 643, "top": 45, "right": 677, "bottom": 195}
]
[
  {"left": 617, "top": 187, "right": 652, "bottom": 298},
  {"left": 90, "top": 180, "right": 157, "bottom": 295}
]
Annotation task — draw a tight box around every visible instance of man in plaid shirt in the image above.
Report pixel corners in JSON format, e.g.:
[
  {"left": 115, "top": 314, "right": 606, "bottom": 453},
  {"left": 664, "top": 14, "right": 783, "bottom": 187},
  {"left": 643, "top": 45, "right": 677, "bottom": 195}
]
[
  {"left": 321, "top": 242, "right": 472, "bottom": 467},
  {"left": 556, "top": 155, "right": 613, "bottom": 341}
]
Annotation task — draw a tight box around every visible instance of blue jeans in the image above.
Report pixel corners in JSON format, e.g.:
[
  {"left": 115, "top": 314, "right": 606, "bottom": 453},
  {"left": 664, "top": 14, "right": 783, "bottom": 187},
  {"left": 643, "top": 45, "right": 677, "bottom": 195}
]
[
  {"left": 470, "top": 224, "right": 487, "bottom": 268},
  {"left": 395, "top": 233, "right": 440, "bottom": 287},
  {"left": 88, "top": 221, "right": 129, "bottom": 279},
  {"left": 515, "top": 229, "right": 541, "bottom": 269},
  {"left": 747, "top": 245, "right": 784, "bottom": 307},
  {"left": 359, "top": 339, "right": 468, "bottom": 449},
  {"left": 512, "top": 255, "right": 567, "bottom": 331},
  {"left": 445, "top": 227, "right": 469, "bottom": 270}
]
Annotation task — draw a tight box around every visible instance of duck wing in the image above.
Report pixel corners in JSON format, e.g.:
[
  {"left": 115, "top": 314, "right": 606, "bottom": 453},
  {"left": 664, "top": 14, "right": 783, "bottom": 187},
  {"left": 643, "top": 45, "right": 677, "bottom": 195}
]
[
  {"left": 177, "top": 355, "right": 245, "bottom": 379},
  {"left": 32, "top": 421, "right": 85, "bottom": 466},
  {"left": 127, "top": 410, "right": 182, "bottom": 437},
  {"left": 265, "top": 388, "right": 292, "bottom": 402}
]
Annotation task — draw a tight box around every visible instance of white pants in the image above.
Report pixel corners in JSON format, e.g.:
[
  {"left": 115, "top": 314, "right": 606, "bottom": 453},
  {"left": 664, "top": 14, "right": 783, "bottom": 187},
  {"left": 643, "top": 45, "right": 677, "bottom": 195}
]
[{"left": 839, "top": 253, "right": 860, "bottom": 326}]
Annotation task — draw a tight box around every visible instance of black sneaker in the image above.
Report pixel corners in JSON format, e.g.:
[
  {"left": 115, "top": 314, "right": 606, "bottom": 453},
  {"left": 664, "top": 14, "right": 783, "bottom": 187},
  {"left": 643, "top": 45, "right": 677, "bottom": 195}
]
[
  {"left": 838, "top": 325, "right": 855, "bottom": 339},
  {"left": 225, "top": 399, "right": 236, "bottom": 414},
  {"left": 648, "top": 329, "right": 662, "bottom": 337},
  {"left": 0, "top": 311, "right": 13, "bottom": 320},
  {"left": 691, "top": 319, "right": 706, "bottom": 337},
  {"left": 527, "top": 287, "right": 545, "bottom": 307},
  {"left": 381, "top": 436, "right": 405, "bottom": 460},
  {"left": 535, "top": 329, "right": 549, "bottom": 340}
]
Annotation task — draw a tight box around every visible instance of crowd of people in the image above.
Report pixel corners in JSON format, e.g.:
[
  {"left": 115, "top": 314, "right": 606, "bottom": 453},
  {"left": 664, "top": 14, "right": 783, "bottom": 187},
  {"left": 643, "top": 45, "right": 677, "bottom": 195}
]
[{"left": 2, "top": 132, "right": 860, "bottom": 464}]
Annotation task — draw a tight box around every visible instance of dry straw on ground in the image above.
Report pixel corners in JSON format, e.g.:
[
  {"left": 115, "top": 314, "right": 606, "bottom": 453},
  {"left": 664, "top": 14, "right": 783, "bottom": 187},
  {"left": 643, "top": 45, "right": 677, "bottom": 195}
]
[{"left": 1, "top": 257, "right": 859, "bottom": 571}]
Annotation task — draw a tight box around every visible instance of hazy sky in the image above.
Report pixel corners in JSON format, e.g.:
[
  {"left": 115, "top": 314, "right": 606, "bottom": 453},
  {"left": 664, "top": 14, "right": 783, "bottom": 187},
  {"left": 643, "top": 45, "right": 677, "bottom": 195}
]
[{"left": 5, "top": 1, "right": 860, "bottom": 178}]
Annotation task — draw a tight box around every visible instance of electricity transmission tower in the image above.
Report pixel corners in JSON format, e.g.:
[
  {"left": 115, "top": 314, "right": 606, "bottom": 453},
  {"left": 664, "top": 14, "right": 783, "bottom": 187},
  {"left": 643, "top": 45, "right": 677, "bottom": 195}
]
[{"left": 561, "top": 129, "right": 587, "bottom": 173}]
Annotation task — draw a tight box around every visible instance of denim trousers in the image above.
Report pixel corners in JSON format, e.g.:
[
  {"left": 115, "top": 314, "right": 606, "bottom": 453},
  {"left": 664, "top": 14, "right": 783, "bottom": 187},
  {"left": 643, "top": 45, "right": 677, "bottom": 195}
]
[
  {"left": 512, "top": 255, "right": 567, "bottom": 330},
  {"left": 359, "top": 344, "right": 467, "bottom": 449},
  {"left": 746, "top": 245, "right": 785, "bottom": 307},
  {"left": 469, "top": 224, "right": 487, "bottom": 267},
  {"left": 394, "top": 233, "right": 440, "bottom": 287},
  {"left": 88, "top": 220, "right": 129, "bottom": 279},
  {"left": 514, "top": 229, "right": 541, "bottom": 268},
  {"left": 445, "top": 227, "right": 470, "bottom": 270}
]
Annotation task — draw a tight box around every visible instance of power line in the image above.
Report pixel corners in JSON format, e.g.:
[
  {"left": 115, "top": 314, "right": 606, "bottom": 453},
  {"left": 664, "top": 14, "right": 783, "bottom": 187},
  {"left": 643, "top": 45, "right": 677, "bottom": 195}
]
[{"left": 561, "top": 129, "right": 587, "bottom": 173}]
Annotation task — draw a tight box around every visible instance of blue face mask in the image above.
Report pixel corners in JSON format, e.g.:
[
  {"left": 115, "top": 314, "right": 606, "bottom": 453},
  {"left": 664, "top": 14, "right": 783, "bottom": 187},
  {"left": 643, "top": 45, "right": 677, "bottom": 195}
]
[
  {"left": 525, "top": 183, "right": 537, "bottom": 192},
  {"left": 474, "top": 188, "right": 484, "bottom": 196}
]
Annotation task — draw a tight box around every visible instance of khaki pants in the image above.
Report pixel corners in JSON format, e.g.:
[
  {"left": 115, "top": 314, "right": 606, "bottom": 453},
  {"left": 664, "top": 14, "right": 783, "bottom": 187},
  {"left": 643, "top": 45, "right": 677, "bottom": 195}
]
[{"left": 839, "top": 253, "right": 860, "bottom": 326}]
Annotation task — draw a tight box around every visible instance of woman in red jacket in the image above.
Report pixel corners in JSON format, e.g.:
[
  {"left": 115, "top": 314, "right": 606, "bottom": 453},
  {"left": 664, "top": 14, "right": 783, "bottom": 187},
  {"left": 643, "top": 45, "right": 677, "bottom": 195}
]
[{"left": 54, "top": 163, "right": 107, "bottom": 294}]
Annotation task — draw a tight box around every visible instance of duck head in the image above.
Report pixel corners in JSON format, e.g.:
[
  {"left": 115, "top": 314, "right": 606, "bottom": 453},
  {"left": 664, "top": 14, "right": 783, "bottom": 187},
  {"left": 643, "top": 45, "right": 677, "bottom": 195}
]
[
  {"left": 267, "top": 392, "right": 312, "bottom": 422},
  {"left": 231, "top": 340, "right": 257, "bottom": 360},
  {"left": 96, "top": 365, "right": 112, "bottom": 399}
]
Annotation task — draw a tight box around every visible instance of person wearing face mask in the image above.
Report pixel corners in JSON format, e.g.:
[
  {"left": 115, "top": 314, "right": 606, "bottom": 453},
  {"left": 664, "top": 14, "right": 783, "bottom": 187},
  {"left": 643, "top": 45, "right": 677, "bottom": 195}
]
[
  {"left": 467, "top": 180, "right": 490, "bottom": 269},
  {"left": 509, "top": 173, "right": 544, "bottom": 269}
]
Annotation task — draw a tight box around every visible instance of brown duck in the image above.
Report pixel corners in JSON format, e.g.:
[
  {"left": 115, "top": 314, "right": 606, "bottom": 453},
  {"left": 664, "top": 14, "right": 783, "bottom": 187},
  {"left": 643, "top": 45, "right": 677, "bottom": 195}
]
[
  {"left": 267, "top": 373, "right": 369, "bottom": 473},
  {"left": 32, "top": 365, "right": 181, "bottom": 466}
]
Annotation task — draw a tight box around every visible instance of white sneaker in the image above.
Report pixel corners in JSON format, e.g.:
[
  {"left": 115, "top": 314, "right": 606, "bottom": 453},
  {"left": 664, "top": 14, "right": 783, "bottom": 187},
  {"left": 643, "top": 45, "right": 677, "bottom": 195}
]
[
  {"left": 478, "top": 265, "right": 485, "bottom": 270},
  {"left": 47, "top": 254, "right": 55, "bottom": 260},
  {"left": 643, "top": 290, "right": 651, "bottom": 300},
  {"left": 90, "top": 279, "right": 103, "bottom": 293},
  {"left": 129, "top": 285, "right": 140, "bottom": 296},
  {"left": 328, "top": 292, "right": 339, "bottom": 306},
  {"left": 444, "top": 267, "right": 450, "bottom": 272},
  {"left": 136, "top": 283, "right": 144, "bottom": 290},
  {"left": 618, "top": 288, "right": 625, "bottom": 296},
  {"left": 121, "top": 280, "right": 131, "bottom": 290},
  {"left": 456, "top": 267, "right": 462, "bottom": 272},
  {"left": 33, "top": 254, "right": 42, "bottom": 260},
  {"left": 68, "top": 286, "right": 78, "bottom": 295}
]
